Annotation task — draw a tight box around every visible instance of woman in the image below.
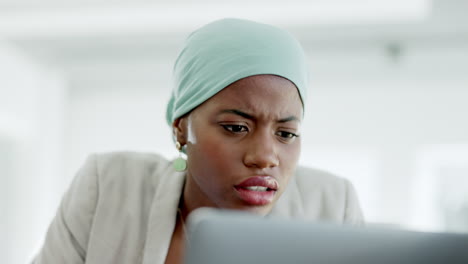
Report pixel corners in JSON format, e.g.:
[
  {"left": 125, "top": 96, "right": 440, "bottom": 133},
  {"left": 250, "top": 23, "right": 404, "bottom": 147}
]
[{"left": 33, "top": 18, "right": 363, "bottom": 264}]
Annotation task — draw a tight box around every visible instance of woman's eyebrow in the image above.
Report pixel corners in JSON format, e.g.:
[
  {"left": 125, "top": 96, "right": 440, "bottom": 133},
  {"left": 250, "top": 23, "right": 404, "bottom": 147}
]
[
  {"left": 277, "top": 116, "right": 299, "bottom": 123},
  {"left": 219, "top": 109, "right": 255, "bottom": 120},
  {"left": 219, "top": 109, "right": 299, "bottom": 123}
]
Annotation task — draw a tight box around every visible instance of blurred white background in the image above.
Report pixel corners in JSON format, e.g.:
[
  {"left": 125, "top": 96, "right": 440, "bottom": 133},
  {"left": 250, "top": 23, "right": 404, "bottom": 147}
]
[{"left": 1, "top": 0, "right": 468, "bottom": 263}]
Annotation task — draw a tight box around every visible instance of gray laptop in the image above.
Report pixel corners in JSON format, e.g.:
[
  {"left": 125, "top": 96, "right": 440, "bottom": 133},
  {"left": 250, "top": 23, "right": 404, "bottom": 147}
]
[{"left": 184, "top": 209, "right": 468, "bottom": 264}]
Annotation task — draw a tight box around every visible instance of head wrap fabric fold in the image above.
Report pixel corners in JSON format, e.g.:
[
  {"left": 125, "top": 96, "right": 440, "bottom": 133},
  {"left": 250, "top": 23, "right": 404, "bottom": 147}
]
[{"left": 166, "top": 18, "right": 309, "bottom": 126}]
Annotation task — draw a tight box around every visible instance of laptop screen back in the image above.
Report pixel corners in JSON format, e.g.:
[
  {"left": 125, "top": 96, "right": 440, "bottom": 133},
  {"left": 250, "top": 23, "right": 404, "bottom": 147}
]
[{"left": 184, "top": 210, "right": 468, "bottom": 264}]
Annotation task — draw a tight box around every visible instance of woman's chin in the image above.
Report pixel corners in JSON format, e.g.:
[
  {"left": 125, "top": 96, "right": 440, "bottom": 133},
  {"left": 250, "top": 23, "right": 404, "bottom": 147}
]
[{"left": 223, "top": 202, "right": 274, "bottom": 216}]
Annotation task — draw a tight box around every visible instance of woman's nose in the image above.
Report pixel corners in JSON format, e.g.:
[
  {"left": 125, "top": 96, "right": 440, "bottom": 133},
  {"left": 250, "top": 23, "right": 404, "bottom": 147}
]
[{"left": 243, "top": 134, "right": 279, "bottom": 169}]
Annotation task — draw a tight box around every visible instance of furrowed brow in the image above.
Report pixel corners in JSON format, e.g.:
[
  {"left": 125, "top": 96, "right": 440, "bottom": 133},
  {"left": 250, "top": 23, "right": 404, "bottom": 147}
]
[
  {"left": 277, "top": 116, "right": 299, "bottom": 123},
  {"left": 219, "top": 109, "right": 255, "bottom": 120},
  {"left": 220, "top": 109, "right": 299, "bottom": 123}
]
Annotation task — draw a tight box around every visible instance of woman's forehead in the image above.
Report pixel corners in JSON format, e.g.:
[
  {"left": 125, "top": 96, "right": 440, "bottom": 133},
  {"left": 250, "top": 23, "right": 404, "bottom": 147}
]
[{"left": 197, "top": 75, "right": 303, "bottom": 119}]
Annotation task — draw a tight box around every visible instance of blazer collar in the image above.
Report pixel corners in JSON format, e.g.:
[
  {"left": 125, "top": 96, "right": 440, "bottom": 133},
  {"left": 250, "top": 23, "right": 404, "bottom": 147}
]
[{"left": 142, "top": 162, "right": 186, "bottom": 264}]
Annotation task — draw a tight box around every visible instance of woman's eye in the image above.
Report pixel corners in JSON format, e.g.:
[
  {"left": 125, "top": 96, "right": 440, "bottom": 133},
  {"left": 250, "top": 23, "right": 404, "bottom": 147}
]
[
  {"left": 276, "top": 131, "right": 299, "bottom": 140},
  {"left": 222, "top": 125, "right": 248, "bottom": 133}
]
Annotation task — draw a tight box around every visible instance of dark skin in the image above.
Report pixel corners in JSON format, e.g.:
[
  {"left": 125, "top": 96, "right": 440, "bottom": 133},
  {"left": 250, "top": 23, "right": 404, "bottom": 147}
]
[{"left": 165, "top": 74, "right": 303, "bottom": 264}]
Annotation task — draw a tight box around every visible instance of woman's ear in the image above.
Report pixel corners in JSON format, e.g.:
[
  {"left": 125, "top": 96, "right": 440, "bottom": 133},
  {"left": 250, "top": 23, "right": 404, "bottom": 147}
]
[{"left": 172, "top": 116, "right": 188, "bottom": 145}]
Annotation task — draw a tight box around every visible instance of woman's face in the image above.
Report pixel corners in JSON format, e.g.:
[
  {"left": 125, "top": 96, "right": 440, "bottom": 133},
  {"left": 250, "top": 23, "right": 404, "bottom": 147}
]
[{"left": 175, "top": 74, "right": 303, "bottom": 215}]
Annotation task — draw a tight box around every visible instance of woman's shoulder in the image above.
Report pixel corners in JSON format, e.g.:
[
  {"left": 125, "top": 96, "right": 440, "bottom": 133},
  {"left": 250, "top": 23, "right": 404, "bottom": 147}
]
[
  {"left": 74, "top": 151, "right": 180, "bottom": 260},
  {"left": 93, "top": 151, "right": 172, "bottom": 181},
  {"left": 84, "top": 151, "right": 177, "bottom": 202},
  {"left": 294, "top": 166, "right": 349, "bottom": 191},
  {"left": 94, "top": 150, "right": 171, "bottom": 168},
  {"left": 33, "top": 151, "right": 177, "bottom": 263},
  {"left": 288, "top": 166, "right": 352, "bottom": 205}
]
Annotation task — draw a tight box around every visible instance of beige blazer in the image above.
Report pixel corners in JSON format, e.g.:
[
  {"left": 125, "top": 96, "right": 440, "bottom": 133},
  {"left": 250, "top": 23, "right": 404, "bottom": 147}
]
[{"left": 32, "top": 151, "right": 364, "bottom": 264}]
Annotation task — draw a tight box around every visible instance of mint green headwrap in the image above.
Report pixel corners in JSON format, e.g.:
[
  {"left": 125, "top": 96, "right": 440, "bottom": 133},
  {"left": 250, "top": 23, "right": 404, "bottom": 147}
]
[{"left": 166, "top": 18, "right": 309, "bottom": 126}]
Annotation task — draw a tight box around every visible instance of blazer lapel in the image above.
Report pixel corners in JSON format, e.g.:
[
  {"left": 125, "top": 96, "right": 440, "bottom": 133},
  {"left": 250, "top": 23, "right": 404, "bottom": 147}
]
[{"left": 142, "top": 164, "right": 186, "bottom": 264}]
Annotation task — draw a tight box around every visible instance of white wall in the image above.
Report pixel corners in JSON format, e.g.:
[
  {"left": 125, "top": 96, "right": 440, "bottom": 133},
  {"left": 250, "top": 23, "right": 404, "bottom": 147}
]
[
  {"left": 0, "top": 139, "right": 13, "bottom": 263},
  {"left": 0, "top": 42, "right": 67, "bottom": 264},
  {"left": 64, "top": 63, "right": 175, "bottom": 179},
  {"left": 300, "top": 43, "right": 468, "bottom": 227}
]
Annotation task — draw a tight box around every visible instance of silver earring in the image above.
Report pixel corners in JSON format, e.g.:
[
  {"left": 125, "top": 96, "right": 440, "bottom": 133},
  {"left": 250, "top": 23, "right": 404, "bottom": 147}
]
[{"left": 173, "top": 141, "right": 187, "bottom": 172}]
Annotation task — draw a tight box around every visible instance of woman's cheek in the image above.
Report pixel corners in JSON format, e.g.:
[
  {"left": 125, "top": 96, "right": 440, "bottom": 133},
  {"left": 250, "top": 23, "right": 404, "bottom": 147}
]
[
  {"left": 281, "top": 141, "right": 301, "bottom": 174},
  {"left": 201, "top": 136, "right": 232, "bottom": 161}
]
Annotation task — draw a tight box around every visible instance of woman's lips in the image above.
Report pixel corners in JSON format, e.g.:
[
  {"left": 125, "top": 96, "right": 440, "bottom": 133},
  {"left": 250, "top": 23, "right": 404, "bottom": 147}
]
[{"left": 234, "top": 176, "right": 278, "bottom": 206}]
